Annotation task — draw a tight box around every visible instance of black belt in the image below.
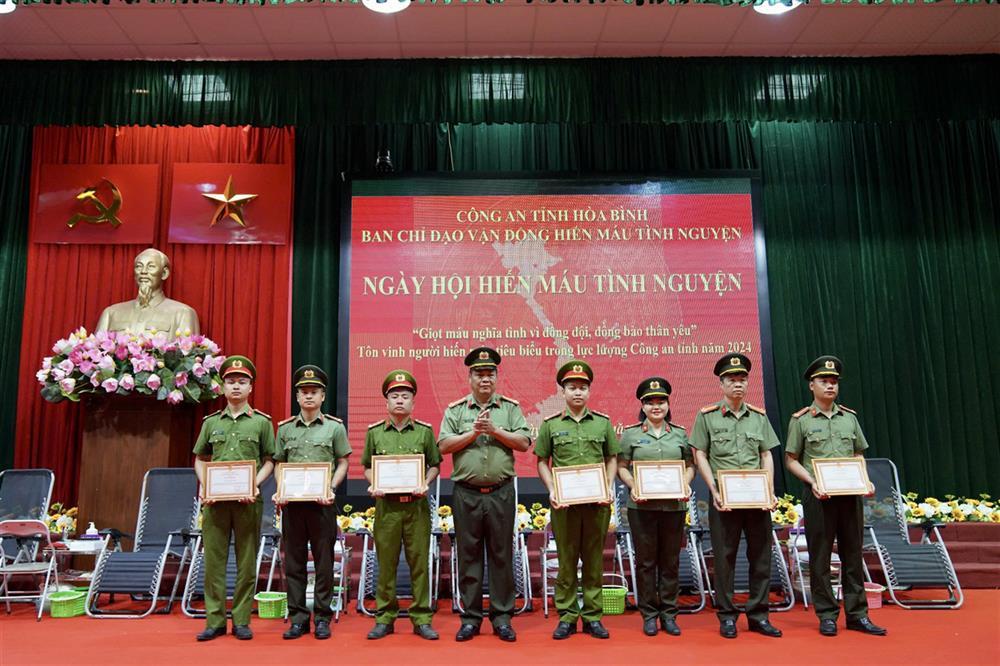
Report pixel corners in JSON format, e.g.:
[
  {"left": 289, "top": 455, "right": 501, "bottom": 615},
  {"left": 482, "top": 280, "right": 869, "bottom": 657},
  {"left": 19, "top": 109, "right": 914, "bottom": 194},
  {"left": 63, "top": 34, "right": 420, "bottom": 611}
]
[{"left": 456, "top": 477, "right": 513, "bottom": 494}]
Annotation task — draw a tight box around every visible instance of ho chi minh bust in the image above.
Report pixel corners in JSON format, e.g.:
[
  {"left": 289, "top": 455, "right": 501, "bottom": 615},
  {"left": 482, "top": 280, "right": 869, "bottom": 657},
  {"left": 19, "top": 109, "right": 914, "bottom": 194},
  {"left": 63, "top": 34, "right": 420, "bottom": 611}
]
[{"left": 95, "top": 248, "right": 200, "bottom": 335}]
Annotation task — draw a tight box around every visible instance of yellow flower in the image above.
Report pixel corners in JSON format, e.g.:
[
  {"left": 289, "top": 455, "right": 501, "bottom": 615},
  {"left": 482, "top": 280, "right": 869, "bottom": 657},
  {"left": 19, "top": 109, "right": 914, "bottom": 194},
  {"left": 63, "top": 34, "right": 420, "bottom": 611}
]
[
  {"left": 363, "top": 520, "right": 374, "bottom": 531},
  {"left": 338, "top": 516, "right": 352, "bottom": 530},
  {"left": 342, "top": 504, "right": 353, "bottom": 514},
  {"left": 910, "top": 507, "right": 926, "bottom": 518},
  {"left": 907, "top": 501, "right": 918, "bottom": 510},
  {"left": 531, "top": 503, "right": 543, "bottom": 511},
  {"left": 517, "top": 504, "right": 527, "bottom": 513},
  {"left": 925, "top": 497, "right": 940, "bottom": 506},
  {"left": 990, "top": 512, "right": 1000, "bottom": 523},
  {"left": 971, "top": 511, "right": 985, "bottom": 521},
  {"left": 66, "top": 507, "right": 78, "bottom": 517},
  {"left": 685, "top": 513, "right": 692, "bottom": 526},
  {"left": 537, "top": 508, "right": 550, "bottom": 517},
  {"left": 951, "top": 509, "right": 964, "bottom": 521},
  {"left": 786, "top": 509, "right": 799, "bottom": 523},
  {"left": 532, "top": 515, "right": 546, "bottom": 529},
  {"left": 438, "top": 505, "right": 453, "bottom": 517},
  {"left": 365, "top": 507, "right": 376, "bottom": 518}
]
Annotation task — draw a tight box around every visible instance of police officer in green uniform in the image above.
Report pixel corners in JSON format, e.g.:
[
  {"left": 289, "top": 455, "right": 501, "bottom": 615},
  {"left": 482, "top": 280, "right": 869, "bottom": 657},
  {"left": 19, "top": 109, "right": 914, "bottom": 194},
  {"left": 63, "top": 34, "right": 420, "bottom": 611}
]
[
  {"left": 690, "top": 354, "right": 782, "bottom": 640},
  {"left": 536, "top": 360, "right": 619, "bottom": 640},
  {"left": 273, "top": 365, "right": 351, "bottom": 640},
  {"left": 617, "top": 377, "right": 695, "bottom": 637},
  {"left": 785, "top": 355, "right": 887, "bottom": 637},
  {"left": 193, "top": 355, "right": 275, "bottom": 642},
  {"left": 439, "top": 347, "right": 531, "bottom": 643},
  {"left": 363, "top": 370, "right": 442, "bottom": 641}
]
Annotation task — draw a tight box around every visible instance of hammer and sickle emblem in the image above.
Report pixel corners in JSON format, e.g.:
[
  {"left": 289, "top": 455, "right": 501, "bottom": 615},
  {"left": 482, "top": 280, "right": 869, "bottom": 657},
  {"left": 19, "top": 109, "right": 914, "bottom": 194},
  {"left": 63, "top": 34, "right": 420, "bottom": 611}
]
[{"left": 67, "top": 179, "right": 124, "bottom": 229}]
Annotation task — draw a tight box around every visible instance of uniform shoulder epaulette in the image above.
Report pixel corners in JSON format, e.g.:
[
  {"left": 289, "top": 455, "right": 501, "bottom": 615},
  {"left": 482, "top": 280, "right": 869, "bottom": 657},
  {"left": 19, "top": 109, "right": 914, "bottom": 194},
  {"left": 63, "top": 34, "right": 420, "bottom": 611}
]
[
  {"left": 277, "top": 415, "right": 296, "bottom": 426},
  {"left": 623, "top": 422, "right": 643, "bottom": 431},
  {"left": 499, "top": 395, "right": 520, "bottom": 405},
  {"left": 700, "top": 404, "right": 720, "bottom": 414},
  {"left": 414, "top": 419, "right": 434, "bottom": 429},
  {"left": 447, "top": 397, "right": 467, "bottom": 408},
  {"left": 591, "top": 410, "right": 610, "bottom": 420},
  {"left": 202, "top": 409, "right": 221, "bottom": 420},
  {"left": 746, "top": 403, "right": 767, "bottom": 416},
  {"left": 839, "top": 405, "right": 857, "bottom": 414},
  {"left": 792, "top": 406, "right": 810, "bottom": 419},
  {"left": 669, "top": 422, "right": 686, "bottom": 430},
  {"left": 252, "top": 408, "right": 272, "bottom": 420},
  {"left": 324, "top": 414, "right": 343, "bottom": 423},
  {"left": 543, "top": 411, "right": 563, "bottom": 422},
  {"left": 368, "top": 419, "right": 386, "bottom": 430}
]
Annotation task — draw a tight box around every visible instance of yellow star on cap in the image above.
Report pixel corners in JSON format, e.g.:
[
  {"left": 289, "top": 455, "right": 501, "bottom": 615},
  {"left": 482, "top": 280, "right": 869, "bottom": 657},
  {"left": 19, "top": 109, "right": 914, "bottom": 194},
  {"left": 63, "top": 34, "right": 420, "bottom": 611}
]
[{"left": 202, "top": 175, "right": 258, "bottom": 228}]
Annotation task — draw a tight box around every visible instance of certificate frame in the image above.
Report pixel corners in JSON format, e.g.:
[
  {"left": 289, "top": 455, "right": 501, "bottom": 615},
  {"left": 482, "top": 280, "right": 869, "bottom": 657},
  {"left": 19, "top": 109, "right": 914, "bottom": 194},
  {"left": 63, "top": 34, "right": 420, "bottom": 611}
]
[
  {"left": 632, "top": 460, "right": 689, "bottom": 501},
  {"left": 552, "top": 463, "right": 610, "bottom": 506},
  {"left": 276, "top": 462, "right": 333, "bottom": 502},
  {"left": 372, "top": 454, "right": 425, "bottom": 494},
  {"left": 812, "top": 457, "right": 871, "bottom": 496},
  {"left": 203, "top": 460, "right": 257, "bottom": 502},
  {"left": 717, "top": 469, "right": 773, "bottom": 509}
]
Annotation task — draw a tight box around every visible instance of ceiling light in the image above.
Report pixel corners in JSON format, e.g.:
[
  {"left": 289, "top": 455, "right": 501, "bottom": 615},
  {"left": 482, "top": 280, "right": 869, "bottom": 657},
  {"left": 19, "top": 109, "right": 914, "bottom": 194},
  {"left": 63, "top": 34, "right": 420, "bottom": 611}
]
[
  {"left": 362, "top": 0, "right": 410, "bottom": 15},
  {"left": 753, "top": 0, "right": 801, "bottom": 15},
  {"left": 0, "top": 1, "right": 17, "bottom": 15}
]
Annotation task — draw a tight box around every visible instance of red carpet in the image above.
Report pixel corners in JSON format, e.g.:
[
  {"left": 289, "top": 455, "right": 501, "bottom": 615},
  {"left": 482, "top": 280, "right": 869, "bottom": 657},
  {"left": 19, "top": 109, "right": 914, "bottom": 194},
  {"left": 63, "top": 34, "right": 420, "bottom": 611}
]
[{"left": 2, "top": 591, "right": 998, "bottom": 666}]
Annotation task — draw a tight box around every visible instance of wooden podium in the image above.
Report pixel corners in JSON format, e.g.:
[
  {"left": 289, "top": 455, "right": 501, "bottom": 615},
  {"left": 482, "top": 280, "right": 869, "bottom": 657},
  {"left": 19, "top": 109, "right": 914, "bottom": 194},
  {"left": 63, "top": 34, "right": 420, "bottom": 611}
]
[{"left": 77, "top": 396, "right": 197, "bottom": 549}]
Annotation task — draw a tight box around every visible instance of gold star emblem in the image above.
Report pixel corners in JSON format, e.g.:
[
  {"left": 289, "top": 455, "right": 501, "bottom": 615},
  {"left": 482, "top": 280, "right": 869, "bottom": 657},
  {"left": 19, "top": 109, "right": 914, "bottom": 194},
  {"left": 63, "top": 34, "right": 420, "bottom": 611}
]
[
  {"left": 572, "top": 364, "right": 582, "bottom": 373},
  {"left": 825, "top": 360, "right": 836, "bottom": 370},
  {"left": 304, "top": 370, "right": 315, "bottom": 379},
  {"left": 232, "top": 360, "right": 243, "bottom": 368},
  {"left": 395, "top": 374, "right": 405, "bottom": 382},
  {"left": 479, "top": 351, "right": 490, "bottom": 360},
  {"left": 202, "top": 176, "right": 258, "bottom": 228},
  {"left": 731, "top": 357, "right": 741, "bottom": 366},
  {"left": 650, "top": 381, "right": 660, "bottom": 389}
]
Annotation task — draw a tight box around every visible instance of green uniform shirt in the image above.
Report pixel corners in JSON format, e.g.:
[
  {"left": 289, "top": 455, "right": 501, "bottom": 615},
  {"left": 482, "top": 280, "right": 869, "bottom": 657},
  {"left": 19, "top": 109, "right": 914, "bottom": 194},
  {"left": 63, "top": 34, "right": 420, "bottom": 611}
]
[
  {"left": 619, "top": 421, "right": 691, "bottom": 512},
  {"left": 274, "top": 413, "right": 352, "bottom": 464},
  {"left": 193, "top": 405, "right": 276, "bottom": 468},
  {"left": 362, "top": 418, "right": 442, "bottom": 469},
  {"left": 438, "top": 393, "right": 531, "bottom": 486},
  {"left": 689, "top": 400, "right": 779, "bottom": 480},
  {"left": 785, "top": 402, "right": 869, "bottom": 475},
  {"left": 534, "top": 408, "right": 620, "bottom": 468}
]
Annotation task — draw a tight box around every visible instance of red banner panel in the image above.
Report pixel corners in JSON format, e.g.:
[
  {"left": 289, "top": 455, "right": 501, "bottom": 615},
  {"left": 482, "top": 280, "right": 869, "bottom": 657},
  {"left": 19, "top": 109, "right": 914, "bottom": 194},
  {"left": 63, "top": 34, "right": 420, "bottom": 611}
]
[
  {"left": 167, "top": 163, "right": 292, "bottom": 244},
  {"left": 349, "top": 189, "right": 764, "bottom": 479},
  {"left": 31, "top": 164, "right": 159, "bottom": 244}
]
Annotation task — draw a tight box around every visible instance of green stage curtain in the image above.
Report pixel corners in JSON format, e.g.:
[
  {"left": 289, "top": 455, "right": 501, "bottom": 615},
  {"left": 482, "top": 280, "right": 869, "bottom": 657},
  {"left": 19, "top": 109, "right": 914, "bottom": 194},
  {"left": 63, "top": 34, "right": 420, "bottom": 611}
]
[
  {"left": 0, "top": 126, "right": 30, "bottom": 472},
  {"left": 1, "top": 57, "right": 997, "bottom": 497}
]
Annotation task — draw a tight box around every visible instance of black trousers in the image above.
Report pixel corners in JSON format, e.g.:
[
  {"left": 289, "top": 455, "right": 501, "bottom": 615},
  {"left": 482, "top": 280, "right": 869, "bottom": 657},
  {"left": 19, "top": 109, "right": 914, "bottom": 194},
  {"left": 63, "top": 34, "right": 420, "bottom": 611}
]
[
  {"left": 708, "top": 505, "right": 772, "bottom": 623},
  {"left": 451, "top": 482, "right": 516, "bottom": 627},
  {"left": 627, "top": 508, "right": 686, "bottom": 621},
  {"left": 282, "top": 502, "right": 338, "bottom": 625},
  {"left": 802, "top": 493, "right": 868, "bottom": 621}
]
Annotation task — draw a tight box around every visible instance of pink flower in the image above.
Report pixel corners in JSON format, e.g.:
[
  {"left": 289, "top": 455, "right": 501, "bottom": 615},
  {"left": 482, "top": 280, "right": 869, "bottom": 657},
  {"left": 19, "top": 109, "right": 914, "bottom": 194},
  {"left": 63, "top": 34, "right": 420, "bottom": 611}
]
[
  {"left": 151, "top": 332, "right": 169, "bottom": 351},
  {"left": 174, "top": 371, "right": 188, "bottom": 387},
  {"left": 203, "top": 354, "right": 224, "bottom": 371},
  {"left": 52, "top": 339, "right": 73, "bottom": 354},
  {"left": 99, "top": 338, "right": 116, "bottom": 353},
  {"left": 114, "top": 345, "right": 129, "bottom": 360},
  {"left": 206, "top": 339, "right": 220, "bottom": 354},
  {"left": 79, "top": 361, "right": 95, "bottom": 376},
  {"left": 42, "top": 357, "right": 53, "bottom": 370},
  {"left": 146, "top": 374, "right": 162, "bottom": 391},
  {"left": 211, "top": 382, "right": 223, "bottom": 395},
  {"left": 178, "top": 338, "right": 195, "bottom": 355},
  {"left": 68, "top": 351, "right": 84, "bottom": 365},
  {"left": 90, "top": 374, "right": 101, "bottom": 387},
  {"left": 59, "top": 378, "right": 76, "bottom": 394},
  {"left": 97, "top": 356, "right": 115, "bottom": 373},
  {"left": 119, "top": 374, "right": 135, "bottom": 391},
  {"left": 192, "top": 362, "right": 208, "bottom": 378},
  {"left": 166, "top": 389, "right": 183, "bottom": 405},
  {"left": 101, "top": 378, "right": 118, "bottom": 393},
  {"left": 36, "top": 369, "right": 49, "bottom": 383},
  {"left": 127, "top": 341, "right": 143, "bottom": 356},
  {"left": 57, "top": 359, "right": 74, "bottom": 374},
  {"left": 51, "top": 369, "right": 66, "bottom": 382}
]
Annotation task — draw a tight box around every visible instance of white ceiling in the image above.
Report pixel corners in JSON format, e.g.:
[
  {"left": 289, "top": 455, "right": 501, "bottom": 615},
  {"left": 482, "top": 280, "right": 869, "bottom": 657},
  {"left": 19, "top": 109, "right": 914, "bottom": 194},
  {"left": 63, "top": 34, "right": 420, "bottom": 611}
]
[{"left": 0, "top": 1, "right": 997, "bottom": 60}]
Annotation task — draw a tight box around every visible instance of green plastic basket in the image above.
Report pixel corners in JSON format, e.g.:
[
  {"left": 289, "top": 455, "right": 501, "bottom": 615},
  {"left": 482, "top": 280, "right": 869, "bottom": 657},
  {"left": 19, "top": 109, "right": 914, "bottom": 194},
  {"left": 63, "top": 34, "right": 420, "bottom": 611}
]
[
  {"left": 254, "top": 592, "right": 287, "bottom": 619},
  {"left": 601, "top": 574, "right": 627, "bottom": 615},
  {"left": 49, "top": 589, "right": 87, "bottom": 618}
]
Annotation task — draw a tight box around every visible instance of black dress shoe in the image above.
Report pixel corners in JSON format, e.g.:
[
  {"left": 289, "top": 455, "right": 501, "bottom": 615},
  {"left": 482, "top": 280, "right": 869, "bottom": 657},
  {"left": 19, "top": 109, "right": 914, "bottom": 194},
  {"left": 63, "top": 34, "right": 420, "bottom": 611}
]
[
  {"left": 196, "top": 626, "right": 226, "bottom": 642},
  {"left": 846, "top": 617, "right": 887, "bottom": 636},
  {"left": 819, "top": 619, "right": 838, "bottom": 636},
  {"left": 232, "top": 625, "right": 253, "bottom": 640},
  {"left": 494, "top": 624, "right": 517, "bottom": 642},
  {"left": 455, "top": 624, "right": 480, "bottom": 642},
  {"left": 720, "top": 619, "right": 737, "bottom": 639},
  {"left": 552, "top": 621, "right": 577, "bottom": 640},
  {"left": 413, "top": 624, "right": 439, "bottom": 640},
  {"left": 582, "top": 620, "right": 610, "bottom": 639},
  {"left": 748, "top": 620, "right": 783, "bottom": 638},
  {"left": 283, "top": 623, "right": 309, "bottom": 640},
  {"left": 661, "top": 618, "right": 681, "bottom": 636},
  {"left": 314, "top": 620, "right": 331, "bottom": 640},
  {"left": 367, "top": 623, "right": 394, "bottom": 640},
  {"left": 643, "top": 618, "right": 658, "bottom": 636}
]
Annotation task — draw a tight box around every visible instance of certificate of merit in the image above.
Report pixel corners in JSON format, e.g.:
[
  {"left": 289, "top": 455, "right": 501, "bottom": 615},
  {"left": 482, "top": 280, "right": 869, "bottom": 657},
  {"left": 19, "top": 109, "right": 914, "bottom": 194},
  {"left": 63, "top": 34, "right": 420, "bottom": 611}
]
[{"left": 553, "top": 463, "right": 610, "bottom": 506}]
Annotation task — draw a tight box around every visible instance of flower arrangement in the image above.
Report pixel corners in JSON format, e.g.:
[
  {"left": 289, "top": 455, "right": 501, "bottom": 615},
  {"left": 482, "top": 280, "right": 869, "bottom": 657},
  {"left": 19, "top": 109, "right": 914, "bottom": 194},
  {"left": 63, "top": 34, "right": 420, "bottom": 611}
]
[
  {"left": 46, "top": 502, "right": 78, "bottom": 535},
  {"left": 516, "top": 503, "right": 551, "bottom": 532},
  {"left": 37, "top": 327, "right": 226, "bottom": 405},
  {"left": 771, "top": 494, "right": 803, "bottom": 526},
  {"left": 904, "top": 493, "right": 998, "bottom": 524},
  {"left": 337, "top": 504, "right": 376, "bottom": 533}
]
